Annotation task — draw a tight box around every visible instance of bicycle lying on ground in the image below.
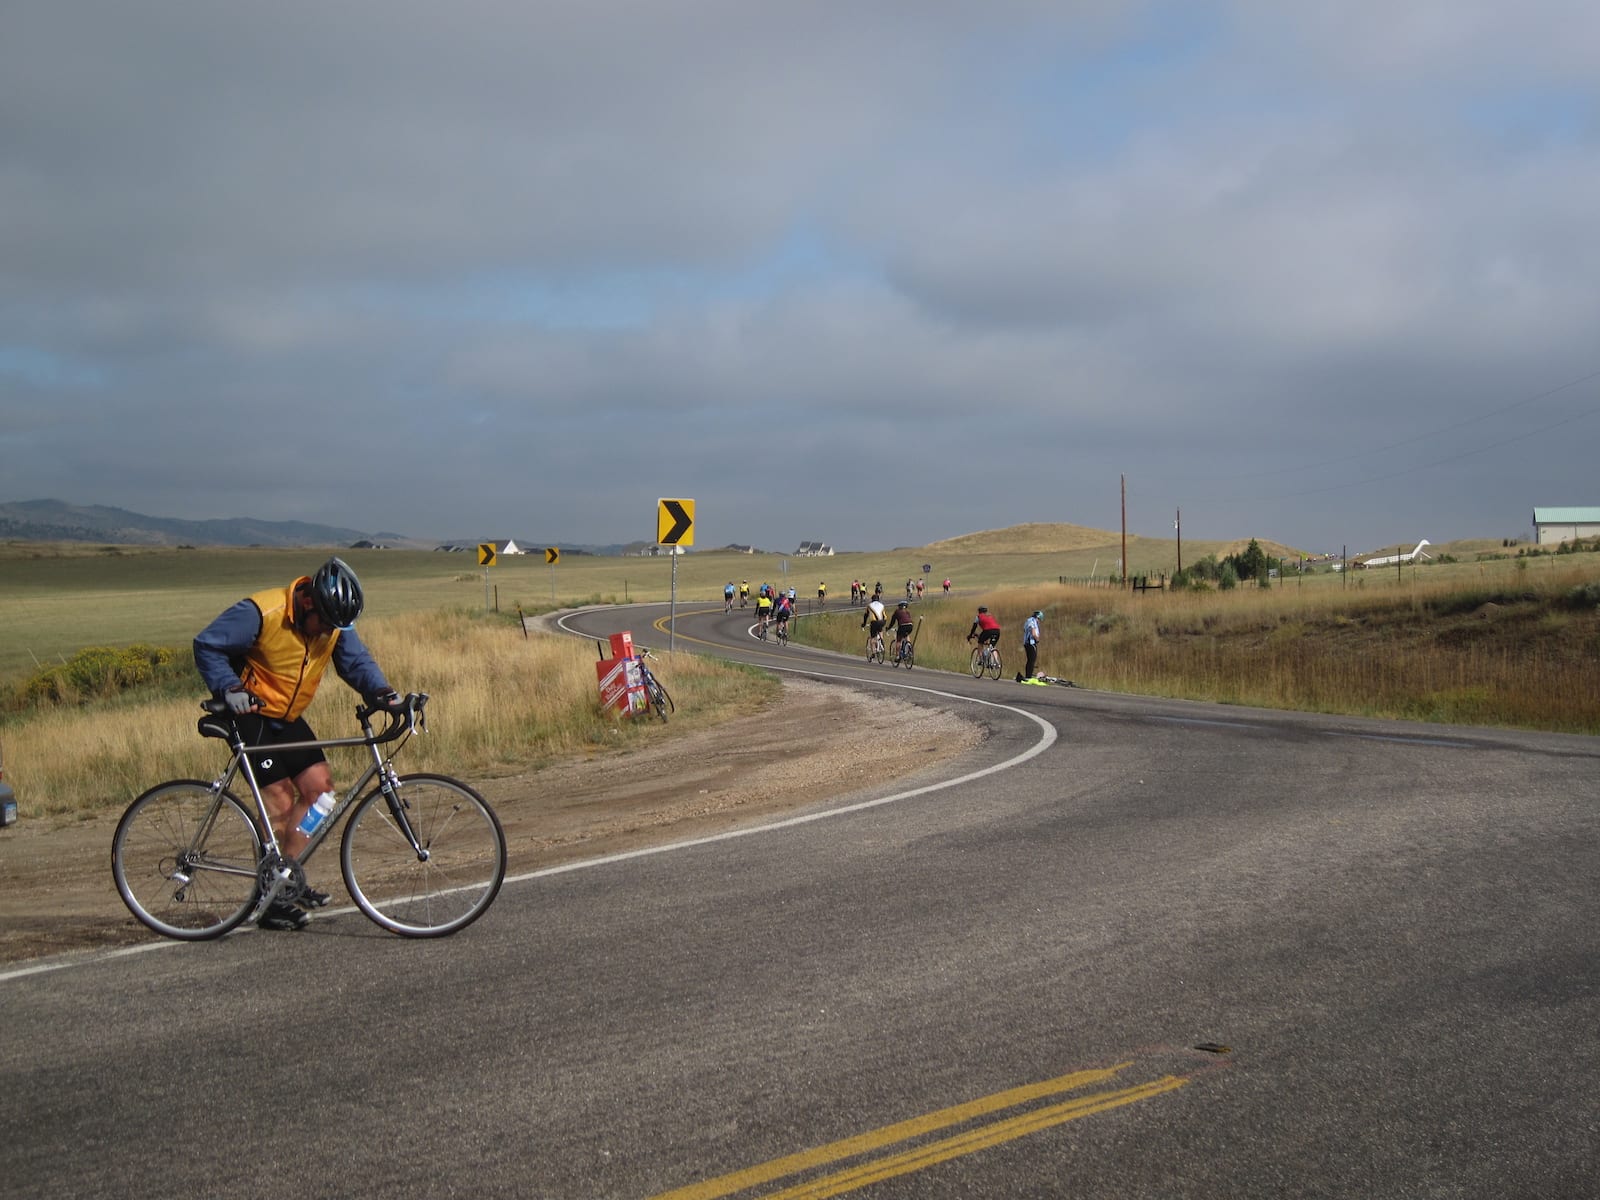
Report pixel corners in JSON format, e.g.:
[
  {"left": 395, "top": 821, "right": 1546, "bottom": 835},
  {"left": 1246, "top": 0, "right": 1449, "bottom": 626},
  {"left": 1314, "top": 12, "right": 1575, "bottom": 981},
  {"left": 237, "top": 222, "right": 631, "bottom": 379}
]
[
  {"left": 636, "top": 648, "right": 675, "bottom": 722},
  {"left": 969, "top": 640, "right": 1003, "bottom": 680},
  {"left": 1017, "top": 672, "right": 1079, "bottom": 688},
  {"left": 112, "top": 692, "right": 506, "bottom": 941}
]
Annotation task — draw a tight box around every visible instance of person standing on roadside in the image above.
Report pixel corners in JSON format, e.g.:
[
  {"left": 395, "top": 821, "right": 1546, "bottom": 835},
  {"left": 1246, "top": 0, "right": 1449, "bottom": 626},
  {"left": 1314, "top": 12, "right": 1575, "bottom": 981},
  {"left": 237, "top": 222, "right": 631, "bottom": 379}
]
[
  {"left": 193, "top": 556, "right": 400, "bottom": 931},
  {"left": 1021, "top": 609, "right": 1043, "bottom": 681}
]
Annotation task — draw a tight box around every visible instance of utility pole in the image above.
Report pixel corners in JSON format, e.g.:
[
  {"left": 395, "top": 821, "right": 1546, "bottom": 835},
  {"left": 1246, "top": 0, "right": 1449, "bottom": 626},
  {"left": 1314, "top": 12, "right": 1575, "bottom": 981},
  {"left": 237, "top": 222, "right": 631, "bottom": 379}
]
[
  {"left": 1120, "top": 474, "right": 1128, "bottom": 589},
  {"left": 1175, "top": 507, "right": 1182, "bottom": 576}
]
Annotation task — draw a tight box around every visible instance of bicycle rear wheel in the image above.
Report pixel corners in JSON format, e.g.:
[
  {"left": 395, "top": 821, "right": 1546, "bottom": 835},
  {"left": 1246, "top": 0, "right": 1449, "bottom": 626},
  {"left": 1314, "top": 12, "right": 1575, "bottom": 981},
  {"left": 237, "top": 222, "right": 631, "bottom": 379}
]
[
  {"left": 970, "top": 647, "right": 985, "bottom": 677},
  {"left": 647, "top": 676, "right": 674, "bottom": 722},
  {"left": 987, "top": 648, "right": 1003, "bottom": 680},
  {"left": 341, "top": 773, "right": 506, "bottom": 937},
  {"left": 903, "top": 644, "right": 915, "bottom": 670},
  {"left": 112, "top": 781, "right": 262, "bottom": 941}
]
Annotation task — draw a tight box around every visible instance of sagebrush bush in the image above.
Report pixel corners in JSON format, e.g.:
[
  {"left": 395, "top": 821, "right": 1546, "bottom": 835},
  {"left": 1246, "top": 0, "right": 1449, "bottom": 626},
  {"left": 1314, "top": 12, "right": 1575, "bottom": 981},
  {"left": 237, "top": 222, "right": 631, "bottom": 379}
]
[{"left": 17, "top": 644, "right": 185, "bottom": 708}]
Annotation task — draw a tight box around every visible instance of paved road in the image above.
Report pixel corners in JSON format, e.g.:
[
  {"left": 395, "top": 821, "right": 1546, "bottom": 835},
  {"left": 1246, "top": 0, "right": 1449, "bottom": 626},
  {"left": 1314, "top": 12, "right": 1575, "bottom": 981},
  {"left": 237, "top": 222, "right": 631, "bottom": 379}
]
[{"left": 5, "top": 599, "right": 1598, "bottom": 1198}]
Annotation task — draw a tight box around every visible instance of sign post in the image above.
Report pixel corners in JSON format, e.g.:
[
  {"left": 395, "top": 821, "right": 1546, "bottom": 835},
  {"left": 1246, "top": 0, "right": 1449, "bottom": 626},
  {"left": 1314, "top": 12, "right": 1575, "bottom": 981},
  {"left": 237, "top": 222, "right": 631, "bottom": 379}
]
[
  {"left": 657, "top": 499, "right": 695, "bottom": 652},
  {"left": 545, "top": 547, "right": 559, "bottom": 602},
  {"left": 477, "top": 542, "right": 497, "bottom": 612}
]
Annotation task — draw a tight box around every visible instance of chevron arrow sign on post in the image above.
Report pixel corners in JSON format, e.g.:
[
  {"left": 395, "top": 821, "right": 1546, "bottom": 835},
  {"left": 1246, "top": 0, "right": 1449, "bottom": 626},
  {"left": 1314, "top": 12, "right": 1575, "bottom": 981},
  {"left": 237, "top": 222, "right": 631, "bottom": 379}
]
[{"left": 657, "top": 498, "right": 695, "bottom": 546}]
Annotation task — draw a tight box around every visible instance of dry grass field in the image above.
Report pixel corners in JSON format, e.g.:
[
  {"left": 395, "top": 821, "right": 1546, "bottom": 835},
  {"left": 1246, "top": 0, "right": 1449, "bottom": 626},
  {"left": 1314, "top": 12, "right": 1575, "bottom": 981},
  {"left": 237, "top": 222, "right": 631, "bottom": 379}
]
[{"left": 3, "top": 525, "right": 1597, "bottom": 825}]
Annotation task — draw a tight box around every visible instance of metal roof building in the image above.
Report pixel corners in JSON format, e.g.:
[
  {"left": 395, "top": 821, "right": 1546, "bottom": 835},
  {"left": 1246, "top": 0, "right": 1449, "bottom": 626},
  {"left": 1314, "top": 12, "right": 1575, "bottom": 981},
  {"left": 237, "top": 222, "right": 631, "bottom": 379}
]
[{"left": 1532, "top": 507, "right": 1600, "bottom": 545}]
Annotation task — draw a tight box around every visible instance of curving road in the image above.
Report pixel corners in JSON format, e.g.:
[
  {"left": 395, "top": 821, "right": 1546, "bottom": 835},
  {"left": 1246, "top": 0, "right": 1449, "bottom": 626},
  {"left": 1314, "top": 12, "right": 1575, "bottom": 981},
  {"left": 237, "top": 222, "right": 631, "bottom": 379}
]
[{"left": 4, "top": 599, "right": 1598, "bottom": 1198}]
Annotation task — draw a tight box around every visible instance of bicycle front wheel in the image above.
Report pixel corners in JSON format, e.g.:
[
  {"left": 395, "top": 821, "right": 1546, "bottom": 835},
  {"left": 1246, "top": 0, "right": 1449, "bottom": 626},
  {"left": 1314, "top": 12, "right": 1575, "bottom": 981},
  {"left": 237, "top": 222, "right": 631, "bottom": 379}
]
[
  {"left": 112, "top": 781, "right": 262, "bottom": 941},
  {"left": 341, "top": 774, "right": 506, "bottom": 937}
]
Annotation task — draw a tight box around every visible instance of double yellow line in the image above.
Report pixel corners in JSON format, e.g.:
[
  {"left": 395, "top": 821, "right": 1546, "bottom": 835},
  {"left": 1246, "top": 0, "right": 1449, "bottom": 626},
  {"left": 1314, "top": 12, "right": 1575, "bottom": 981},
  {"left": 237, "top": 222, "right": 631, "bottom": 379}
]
[{"left": 653, "top": 1062, "right": 1190, "bottom": 1199}]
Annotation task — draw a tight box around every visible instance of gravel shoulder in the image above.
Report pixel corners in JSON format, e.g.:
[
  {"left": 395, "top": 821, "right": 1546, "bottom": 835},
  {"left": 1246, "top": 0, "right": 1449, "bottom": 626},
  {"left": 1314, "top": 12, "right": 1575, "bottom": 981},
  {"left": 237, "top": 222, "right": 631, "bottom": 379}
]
[{"left": 0, "top": 677, "right": 982, "bottom": 965}]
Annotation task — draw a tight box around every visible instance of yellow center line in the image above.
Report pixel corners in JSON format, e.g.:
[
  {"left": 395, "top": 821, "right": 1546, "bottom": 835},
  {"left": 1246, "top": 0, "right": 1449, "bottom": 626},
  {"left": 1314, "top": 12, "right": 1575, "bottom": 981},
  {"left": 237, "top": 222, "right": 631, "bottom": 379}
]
[
  {"left": 648, "top": 607, "right": 801, "bottom": 661},
  {"left": 762, "top": 1076, "right": 1189, "bottom": 1200},
  {"left": 650, "top": 1064, "right": 1132, "bottom": 1200}
]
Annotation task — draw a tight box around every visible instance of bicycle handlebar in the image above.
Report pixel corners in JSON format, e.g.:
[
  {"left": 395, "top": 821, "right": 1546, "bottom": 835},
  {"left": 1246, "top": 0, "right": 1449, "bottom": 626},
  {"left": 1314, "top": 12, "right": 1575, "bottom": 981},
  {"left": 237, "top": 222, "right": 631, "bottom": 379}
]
[
  {"left": 200, "top": 691, "right": 430, "bottom": 744},
  {"left": 358, "top": 691, "right": 429, "bottom": 741}
]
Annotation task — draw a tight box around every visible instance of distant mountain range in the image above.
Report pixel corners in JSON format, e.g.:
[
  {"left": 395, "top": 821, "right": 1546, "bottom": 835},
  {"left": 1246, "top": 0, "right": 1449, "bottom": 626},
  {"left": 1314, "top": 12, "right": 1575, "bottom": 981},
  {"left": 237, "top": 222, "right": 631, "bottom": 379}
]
[
  {"left": 0, "top": 499, "right": 408, "bottom": 549},
  {"left": 0, "top": 499, "right": 647, "bottom": 555}
]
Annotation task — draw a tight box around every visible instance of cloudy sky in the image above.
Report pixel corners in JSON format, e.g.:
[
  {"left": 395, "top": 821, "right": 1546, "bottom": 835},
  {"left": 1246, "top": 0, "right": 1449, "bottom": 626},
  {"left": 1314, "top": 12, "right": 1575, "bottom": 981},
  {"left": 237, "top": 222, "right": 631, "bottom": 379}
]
[{"left": 4, "top": 2, "right": 1599, "bottom": 555}]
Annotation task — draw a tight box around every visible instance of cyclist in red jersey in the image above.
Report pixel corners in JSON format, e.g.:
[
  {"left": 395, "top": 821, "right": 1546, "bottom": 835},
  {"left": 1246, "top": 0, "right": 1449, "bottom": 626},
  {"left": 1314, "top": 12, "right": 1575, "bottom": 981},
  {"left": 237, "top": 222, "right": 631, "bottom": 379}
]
[
  {"left": 967, "top": 606, "right": 1001, "bottom": 649},
  {"left": 889, "top": 601, "right": 915, "bottom": 662}
]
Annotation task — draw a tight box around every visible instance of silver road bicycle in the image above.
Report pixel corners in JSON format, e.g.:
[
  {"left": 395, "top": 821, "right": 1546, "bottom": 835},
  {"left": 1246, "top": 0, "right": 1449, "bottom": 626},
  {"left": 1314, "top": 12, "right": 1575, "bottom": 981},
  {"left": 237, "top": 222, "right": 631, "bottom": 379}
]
[{"left": 112, "top": 693, "right": 506, "bottom": 941}]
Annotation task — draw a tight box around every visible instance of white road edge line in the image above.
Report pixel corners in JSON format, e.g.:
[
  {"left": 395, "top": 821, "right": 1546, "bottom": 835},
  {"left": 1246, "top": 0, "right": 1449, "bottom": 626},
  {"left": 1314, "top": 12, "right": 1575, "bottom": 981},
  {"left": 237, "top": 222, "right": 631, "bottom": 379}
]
[{"left": 506, "top": 672, "right": 1056, "bottom": 885}]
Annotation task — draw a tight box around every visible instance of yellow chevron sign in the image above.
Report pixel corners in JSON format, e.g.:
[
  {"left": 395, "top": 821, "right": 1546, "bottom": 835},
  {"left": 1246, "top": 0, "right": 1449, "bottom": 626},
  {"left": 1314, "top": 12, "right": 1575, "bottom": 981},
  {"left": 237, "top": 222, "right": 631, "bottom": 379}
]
[{"left": 657, "top": 498, "right": 695, "bottom": 546}]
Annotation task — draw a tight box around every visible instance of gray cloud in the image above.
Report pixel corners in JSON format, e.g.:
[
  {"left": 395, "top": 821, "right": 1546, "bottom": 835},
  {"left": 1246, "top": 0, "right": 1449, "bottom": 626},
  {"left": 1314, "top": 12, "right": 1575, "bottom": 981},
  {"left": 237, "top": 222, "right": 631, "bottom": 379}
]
[{"left": 2, "top": 1, "right": 1597, "bottom": 553}]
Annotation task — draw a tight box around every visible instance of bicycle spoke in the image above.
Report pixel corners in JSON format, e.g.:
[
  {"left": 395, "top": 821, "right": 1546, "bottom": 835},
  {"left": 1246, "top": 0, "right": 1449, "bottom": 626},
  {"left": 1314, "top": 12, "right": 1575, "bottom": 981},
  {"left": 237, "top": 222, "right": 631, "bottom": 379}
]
[
  {"left": 342, "top": 774, "right": 506, "bottom": 937},
  {"left": 113, "top": 782, "right": 261, "bottom": 940}
]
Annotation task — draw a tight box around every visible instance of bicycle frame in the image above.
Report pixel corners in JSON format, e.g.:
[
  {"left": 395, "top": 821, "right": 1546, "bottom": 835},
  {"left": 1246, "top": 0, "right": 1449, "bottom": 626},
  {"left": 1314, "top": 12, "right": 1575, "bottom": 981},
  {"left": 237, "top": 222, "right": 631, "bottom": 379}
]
[{"left": 203, "top": 696, "right": 426, "bottom": 879}]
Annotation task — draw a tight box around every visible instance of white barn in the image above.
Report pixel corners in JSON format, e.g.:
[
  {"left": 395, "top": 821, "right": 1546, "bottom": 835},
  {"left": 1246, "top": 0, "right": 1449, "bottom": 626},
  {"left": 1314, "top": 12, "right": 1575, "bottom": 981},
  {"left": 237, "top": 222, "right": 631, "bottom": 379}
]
[{"left": 1532, "top": 507, "right": 1600, "bottom": 545}]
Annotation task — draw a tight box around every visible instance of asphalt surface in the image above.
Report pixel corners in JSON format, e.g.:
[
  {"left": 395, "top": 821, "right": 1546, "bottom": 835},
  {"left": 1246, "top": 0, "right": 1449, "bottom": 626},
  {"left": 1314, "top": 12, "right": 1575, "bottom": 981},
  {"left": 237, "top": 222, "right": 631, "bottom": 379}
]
[{"left": 4, "top": 598, "right": 1598, "bottom": 1198}]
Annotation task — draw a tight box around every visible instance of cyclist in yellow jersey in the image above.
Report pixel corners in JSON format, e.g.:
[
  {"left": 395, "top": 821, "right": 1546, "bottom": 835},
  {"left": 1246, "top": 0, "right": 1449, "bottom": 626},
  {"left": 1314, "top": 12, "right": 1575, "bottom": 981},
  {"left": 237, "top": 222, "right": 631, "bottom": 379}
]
[{"left": 755, "top": 590, "right": 774, "bottom": 633}]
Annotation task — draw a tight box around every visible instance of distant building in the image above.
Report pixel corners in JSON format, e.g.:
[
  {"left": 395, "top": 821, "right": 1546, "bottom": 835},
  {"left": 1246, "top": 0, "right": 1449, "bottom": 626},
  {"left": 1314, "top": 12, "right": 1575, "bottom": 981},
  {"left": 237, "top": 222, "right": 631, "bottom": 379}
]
[
  {"left": 432, "top": 539, "right": 525, "bottom": 554},
  {"left": 1532, "top": 507, "right": 1600, "bottom": 545},
  {"left": 794, "top": 540, "right": 834, "bottom": 557}
]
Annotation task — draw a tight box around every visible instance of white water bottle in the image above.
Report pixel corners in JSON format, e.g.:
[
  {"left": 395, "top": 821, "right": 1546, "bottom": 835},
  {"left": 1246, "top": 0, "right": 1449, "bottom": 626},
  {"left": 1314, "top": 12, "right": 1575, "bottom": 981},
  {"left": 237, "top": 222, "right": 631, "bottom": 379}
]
[{"left": 296, "top": 791, "right": 337, "bottom": 838}]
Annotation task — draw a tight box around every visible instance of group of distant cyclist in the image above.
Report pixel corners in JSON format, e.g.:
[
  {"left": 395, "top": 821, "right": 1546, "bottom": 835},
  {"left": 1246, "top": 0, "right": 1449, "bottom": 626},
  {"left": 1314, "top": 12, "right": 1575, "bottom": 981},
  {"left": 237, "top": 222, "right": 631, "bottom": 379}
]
[
  {"left": 722, "top": 580, "right": 799, "bottom": 640},
  {"left": 855, "top": 599, "right": 1046, "bottom": 679},
  {"left": 723, "top": 575, "right": 1050, "bottom": 682}
]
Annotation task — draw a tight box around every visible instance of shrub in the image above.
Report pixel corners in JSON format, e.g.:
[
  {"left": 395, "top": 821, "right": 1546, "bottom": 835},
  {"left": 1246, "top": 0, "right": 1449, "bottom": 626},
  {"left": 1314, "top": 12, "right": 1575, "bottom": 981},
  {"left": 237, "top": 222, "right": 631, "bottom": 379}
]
[
  {"left": 17, "top": 644, "right": 184, "bottom": 708},
  {"left": 1562, "top": 581, "right": 1600, "bottom": 610}
]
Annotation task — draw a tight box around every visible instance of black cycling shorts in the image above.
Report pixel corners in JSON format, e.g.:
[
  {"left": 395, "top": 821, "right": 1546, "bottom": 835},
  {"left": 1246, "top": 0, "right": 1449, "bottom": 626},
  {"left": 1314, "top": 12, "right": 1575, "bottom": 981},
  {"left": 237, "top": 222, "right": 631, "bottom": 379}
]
[
  {"left": 977, "top": 629, "right": 1001, "bottom": 646},
  {"left": 232, "top": 714, "right": 326, "bottom": 787},
  {"left": 866, "top": 619, "right": 886, "bottom": 635}
]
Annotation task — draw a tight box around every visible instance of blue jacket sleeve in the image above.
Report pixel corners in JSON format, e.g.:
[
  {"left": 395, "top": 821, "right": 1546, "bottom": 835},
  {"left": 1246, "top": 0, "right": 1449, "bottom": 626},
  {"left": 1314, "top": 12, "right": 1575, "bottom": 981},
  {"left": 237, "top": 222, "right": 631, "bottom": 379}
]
[
  {"left": 332, "top": 628, "right": 392, "bottom": 699},
  {"left": 193, "top": 600, "right": 263, "bottom": 695}
]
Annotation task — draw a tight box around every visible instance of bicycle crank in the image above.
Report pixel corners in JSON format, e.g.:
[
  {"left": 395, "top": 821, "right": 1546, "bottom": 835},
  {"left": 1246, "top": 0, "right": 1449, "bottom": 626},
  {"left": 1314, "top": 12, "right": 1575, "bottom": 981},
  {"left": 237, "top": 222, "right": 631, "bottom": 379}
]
[{"left": 254, "top": 852, "right": 307, "bottom": 912}]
